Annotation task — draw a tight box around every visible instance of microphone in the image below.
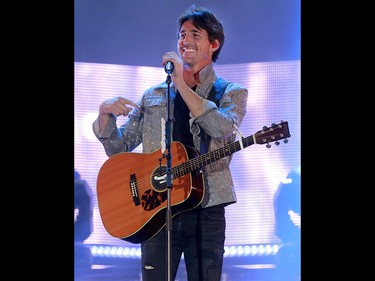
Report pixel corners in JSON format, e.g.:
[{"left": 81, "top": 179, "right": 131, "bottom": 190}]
[{"left": 164, "top": 61, "right": 174, "bottom": 74}]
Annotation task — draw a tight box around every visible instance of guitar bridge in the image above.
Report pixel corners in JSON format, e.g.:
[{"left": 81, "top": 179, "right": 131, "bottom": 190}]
[{"left": 130, "top": 173, "right": 140, "bottom": 206}]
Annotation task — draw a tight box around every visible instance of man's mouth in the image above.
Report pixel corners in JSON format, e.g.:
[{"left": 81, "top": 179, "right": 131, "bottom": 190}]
[
  {"left": 182, "top": 45, "right": 196, "bottom": 53},
  {"left": 183, "top": 47, "right": 196, "bottom": 53}
]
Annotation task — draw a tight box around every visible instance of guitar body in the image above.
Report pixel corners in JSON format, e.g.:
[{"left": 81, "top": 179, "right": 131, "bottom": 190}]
[{"left": 96, "top": 141, "right": 204, "bottom": 244}]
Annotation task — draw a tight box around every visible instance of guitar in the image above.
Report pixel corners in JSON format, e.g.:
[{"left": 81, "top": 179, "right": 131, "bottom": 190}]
[{"left": 96, "top": 121, "right": 291, "bottom": 244}]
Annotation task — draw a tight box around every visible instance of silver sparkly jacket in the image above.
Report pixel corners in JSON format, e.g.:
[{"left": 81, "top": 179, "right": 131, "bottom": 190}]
[{"left": 93, "top": 63, "right": 248, "bottom": 208}]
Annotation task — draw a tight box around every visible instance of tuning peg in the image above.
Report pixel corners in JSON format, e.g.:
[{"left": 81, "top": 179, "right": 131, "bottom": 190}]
[
  {"left": 271, "top": 123, "right": 276, "bottom": 127},
  {"left": 275, "top": 141, "right": 280, "bottom": 146},
  {"left": 266, "top": 143, "right": 271, "bottom": 148},
  {"left": 283, "top": 139, "right": 289, "bottom": 144},
  {"left": 263, "top": 126, "right": 268, "bottom": 130}
]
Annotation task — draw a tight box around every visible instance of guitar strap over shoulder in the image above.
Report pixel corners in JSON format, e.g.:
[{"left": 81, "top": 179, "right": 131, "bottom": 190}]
[{"left": 200, "top": 78, "right": 231, "bottom": 154}]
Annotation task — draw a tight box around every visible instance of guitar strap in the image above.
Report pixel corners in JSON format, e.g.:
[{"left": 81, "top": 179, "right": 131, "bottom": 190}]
[{"left": 200, "top": 78, "right": 231, "bottom": 154}]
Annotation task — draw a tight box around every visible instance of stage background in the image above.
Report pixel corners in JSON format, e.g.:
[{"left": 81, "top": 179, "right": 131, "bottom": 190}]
[{"left": 74, "top": 60, "right": 300, "bottom": 248}]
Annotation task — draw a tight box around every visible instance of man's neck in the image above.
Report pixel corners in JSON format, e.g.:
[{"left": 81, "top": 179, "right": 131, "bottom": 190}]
[
  {"left": 183, "top": 62, "right": 210, "bottom": 87},
  {"left": 183, "top": 70, "right": 199, "bottom": 88}
]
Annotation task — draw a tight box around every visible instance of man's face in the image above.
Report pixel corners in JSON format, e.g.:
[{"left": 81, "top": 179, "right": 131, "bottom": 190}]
[{"left": 177, "top": 20, "right": 218, "bottom": 67}]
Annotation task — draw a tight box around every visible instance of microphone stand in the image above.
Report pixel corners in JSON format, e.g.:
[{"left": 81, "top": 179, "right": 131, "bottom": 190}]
[{"left": 164, "top": 63, "right": 174, "bottom": 281}]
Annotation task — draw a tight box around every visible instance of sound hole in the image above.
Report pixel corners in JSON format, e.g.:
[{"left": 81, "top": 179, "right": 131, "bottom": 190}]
[{"left": 151, "top": 165, "right": 168, "bottom": 192}]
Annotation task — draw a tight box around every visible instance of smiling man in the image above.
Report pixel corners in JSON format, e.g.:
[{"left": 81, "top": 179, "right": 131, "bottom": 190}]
[{"left": 93, "top": 5, "right": 248, "bottom": 281}]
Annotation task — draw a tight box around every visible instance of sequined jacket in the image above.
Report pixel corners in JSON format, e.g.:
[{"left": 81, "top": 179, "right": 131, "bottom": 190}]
[{"left": 93, "top": 63, "right": 248, "bottom": 208}]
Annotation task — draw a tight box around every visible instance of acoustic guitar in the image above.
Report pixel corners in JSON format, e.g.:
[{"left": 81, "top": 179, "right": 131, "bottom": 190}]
[{"left": 96, "top": 121, "right": 291, "bottom": 243}]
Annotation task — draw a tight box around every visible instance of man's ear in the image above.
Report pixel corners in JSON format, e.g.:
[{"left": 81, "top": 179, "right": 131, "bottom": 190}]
[{"left": 211, "top": 39, "right": 220, "bottom": 52}]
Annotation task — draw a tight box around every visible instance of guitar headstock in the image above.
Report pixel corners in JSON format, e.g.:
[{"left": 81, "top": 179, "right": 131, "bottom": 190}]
[{"left": 255, "top": 121, "right": 291, "bottom": 148}]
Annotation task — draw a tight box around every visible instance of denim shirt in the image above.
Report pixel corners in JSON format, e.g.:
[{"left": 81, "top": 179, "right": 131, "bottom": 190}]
[{"left": 93, "top": 63, "right": 248, "bottom": 208}]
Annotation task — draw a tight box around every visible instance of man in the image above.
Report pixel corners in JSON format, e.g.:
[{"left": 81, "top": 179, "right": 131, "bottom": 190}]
[{"left": 93, "top": 5, "right": 248, "bottom": 281}]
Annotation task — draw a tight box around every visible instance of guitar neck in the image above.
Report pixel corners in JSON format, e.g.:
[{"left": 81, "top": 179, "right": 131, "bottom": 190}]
[
  {"left": 171, "top": 121, "right": 290, "bottom": 179},
  {"left": 173, "top": 136, "right": 254, "bottom": 179}
]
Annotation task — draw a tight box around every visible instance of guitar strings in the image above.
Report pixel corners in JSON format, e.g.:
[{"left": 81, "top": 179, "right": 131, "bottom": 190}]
[{"left": 130, "top": 139, "right": 250, "bottom": 193}]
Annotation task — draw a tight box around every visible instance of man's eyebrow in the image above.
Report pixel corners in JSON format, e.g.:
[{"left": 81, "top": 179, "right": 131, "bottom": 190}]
[{"left": 179, "top": 29, "right": 201, "bottom": 34}]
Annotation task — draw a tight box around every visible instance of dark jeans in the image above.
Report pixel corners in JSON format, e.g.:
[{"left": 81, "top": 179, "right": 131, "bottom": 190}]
[{"left": 141, "top": 204, "right": 226, "bottom": 281}]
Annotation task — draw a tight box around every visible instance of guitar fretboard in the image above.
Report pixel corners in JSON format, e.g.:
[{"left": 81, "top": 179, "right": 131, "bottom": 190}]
[
  {"left": 173, "top": 136, "right": 254, "bottom": 179},
  {"left": 171, "top": 120, "right": 290, "bottom": 179}
]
